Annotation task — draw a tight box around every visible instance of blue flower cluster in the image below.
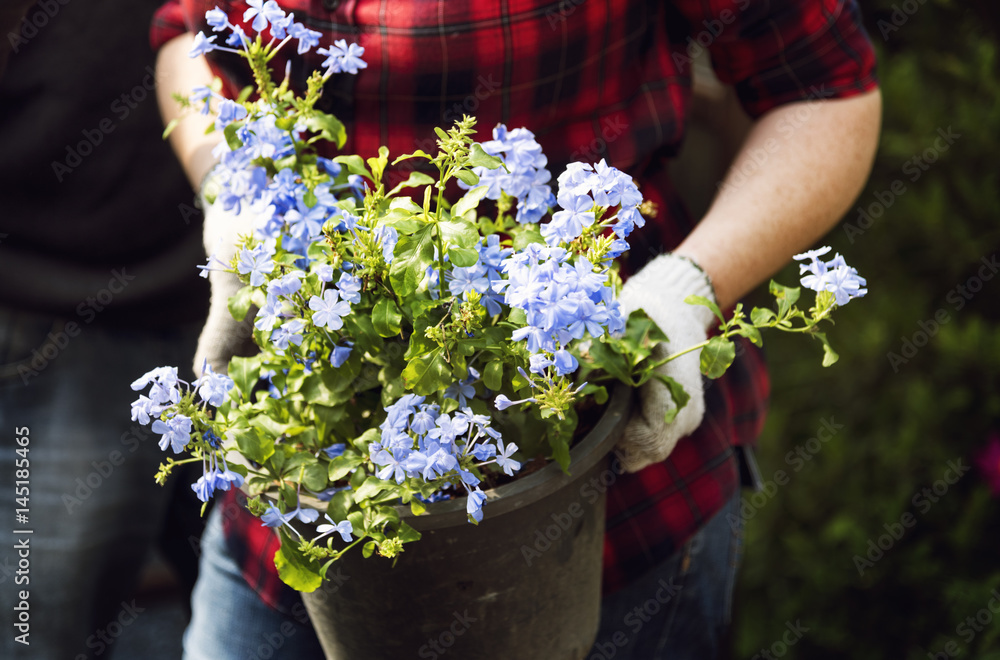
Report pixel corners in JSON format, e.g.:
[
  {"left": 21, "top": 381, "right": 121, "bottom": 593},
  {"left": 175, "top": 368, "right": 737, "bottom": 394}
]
[
  {"left": 465, "top": 125, "right": 556, "bottom": 225},
  {"left": 544, "top": 160, "right": 644, "bottom": 258},
  {"left": 495, "top": 244, "right": 624, "bottom": 377},
  {"left": 794, "top": 246, "right": 868, "bottom": 306},
  {"left": 447, "top": 235, "right": 510, "bottom": 315},
  {"left": 130, "top": 365, "right": 241, "bottom": 502},
  {"left": 370, "top": 394, "right": 520, "bottom": 522}
]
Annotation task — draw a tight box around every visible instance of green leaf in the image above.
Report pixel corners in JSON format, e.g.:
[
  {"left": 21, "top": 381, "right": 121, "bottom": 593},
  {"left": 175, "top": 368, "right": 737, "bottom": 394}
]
[
  {"left": 438, "top": 218, "right": 479, "bottom": 249},
  {"left": 328, "top": 454, "right": 364, "bottom": 482},
  {"left": 326, "top": 489, "right": 354, "bottom": 521},
  {"left": 228, "top": 355, "right": 261, "bottom": 400},
  {"left": 550, "top": 434, "right": 571, "bottom": 473},
  {"left": 700, "top": 336, "right": 736, "bottom": 379},
  {"left": 333, "top": 154, "right": 374, "bottom": 181},
  {"left": 302, "top": 462, "right": 328, "bottom": 491},
  {"left": 451, "top": 185, "right": 490, "bottom": 218},
  {"left": 274, "top": 540, "right": 322, "bottom": 592},
  {"left": 454, "top": 169, "right": 479, "bottom": 186},
  {"left": 587, "top": 338, "right": 633, "bottom": 385},
  {"left": 750, "top": 307, "right": 776, "bottom": 326},
  {"left": 372, "top": 298, "right": 404, "bottom": 337},
  {"left": 468, "top": 143, "right": 504, "bottom": 170},
  {"left": 303, "top": 112, "right": 346, "bottom": 148},
  {"left": 769, "top": 280, "right": 801, "bottom": 320},
  {"left": 391, "top": 149, "right": 432, "bottom": 165},
  {"left": 512, "top": 226, "right": 546, "bottom": 249},
  {"left": 447, "top": 246, "right": 480, "bottom": 267},
  {"left": 355, "top": 476, "right": 387, "bottom": 502},
  {"left": 230, "top": 427, "right": 273, "bottom": 463},
  {"left": 483, "top": 360, "right": 504, "bottom": 391},
  {"left": 402, "top": 348, "right": 452, "bottom": 395},
  {"left": 387, "top": 171, "right": 435, "bottom": 197},
  {"left": 367, "top": 145, "right": 390, "bottom": 182},
  {"left": 223, "top": 121, "right": 244, "bottom": 150},
  {"left": 227, "top": 285, "right": 255, "bottom": 322},
  {"left": 250, "top": 414, "right": 290, "bottom": 438},
  {"left": 651, "top": 373, "right": 690, "bottom": 424},
  {"left": 814, "top": 331, "right": 840, "bottom": 367},
  {"left": 684, "top": 295, "right": 725, "bottom": 325},
  {"left": 389, "top": 224, "right": 436, "bottom": 296}
]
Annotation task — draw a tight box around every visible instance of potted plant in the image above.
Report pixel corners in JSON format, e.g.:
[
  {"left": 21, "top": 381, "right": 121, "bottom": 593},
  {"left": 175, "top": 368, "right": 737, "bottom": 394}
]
[{"left": 130, "top": 8, "right": 868, "bottom": 659}]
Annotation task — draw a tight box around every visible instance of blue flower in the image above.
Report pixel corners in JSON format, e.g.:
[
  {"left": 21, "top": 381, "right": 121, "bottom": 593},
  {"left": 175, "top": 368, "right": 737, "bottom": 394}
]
[
  {"left": 317, "top": 516, "right": 354, "bottom": 542},
  {"left": 336, "top": 272, "right": 362, "bottom": 304},
  {"left": 215, "top": 99, "right": 248, "bottom": 130},
  {"left": 193, "top": 362, "right": 235, "bottom": 406},
  {"left": 374, "top": 225, "right": 398, "bottom": 263},
  {"left": 271, "top": 319, "right": 305, "bottom": 350},
  {"left": 205, "top": 7, "right": 229, "bottom": 31},
  {"left": 255, "top": 293, "right": 282, "bottom": 332},
  {"left": 323, "top": 443, "right": 346, "bottom": 459},
  {"left": 130, "top": 395, "right": 158, "bottom": 425},
  {"left": 494, "top": 440, "right": 520, "bottom": 476},
  {"left": 330, "top": 341, "right": 353, "bottom": 367},
  {"left": 318, "top": 40, "right": 368, "bottom": 76},
  {"left": 189, "top": 32, "right": 217, "bottom": 57},
  {"left": 267, "top": 272, "right": 304, "bottom": 298},
  {"left": 152, "top": 415, "right": 193, "bottom": 454},
  {"left": 237, "top": 244, "right": 275, "bottom": 287},
  {"left": 309, "top": 290, "right": 351, "bottom": 331},
  {"left": 288, "top": 22, "right": 322, "bottom": 54},
  {"left": 243, "top": 0, "right": 286, "bottom": 33},
  {"left": 189, "top": 86, "right": 214, "bottom": 115},
  {"left": 467, "top": 488, "right": 487, "bottom": 523}
]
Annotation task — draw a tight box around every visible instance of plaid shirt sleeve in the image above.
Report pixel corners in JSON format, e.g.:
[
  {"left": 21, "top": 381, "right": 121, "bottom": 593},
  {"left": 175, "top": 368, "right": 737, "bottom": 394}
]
[
  {"left": 672, "top": 0, "right": 879, "bottom": 117},
  {"left": 152, "top": 0, "right": 875, "bottom": 604}
]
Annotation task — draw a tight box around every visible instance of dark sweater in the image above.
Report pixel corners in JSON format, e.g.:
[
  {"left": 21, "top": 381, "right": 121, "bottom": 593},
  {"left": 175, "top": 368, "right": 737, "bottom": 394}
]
[{"left": 0, "top": 0, "right": 208, "bottom": 326}]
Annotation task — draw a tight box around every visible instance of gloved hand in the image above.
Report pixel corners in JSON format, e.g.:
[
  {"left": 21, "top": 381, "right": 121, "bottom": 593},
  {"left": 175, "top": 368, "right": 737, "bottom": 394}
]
[
  {"left": 615, "top": 253, "right": 718, "bottom": 473},
  {"left": 192, "top": 192, "right": 259, "bottom": 378}
]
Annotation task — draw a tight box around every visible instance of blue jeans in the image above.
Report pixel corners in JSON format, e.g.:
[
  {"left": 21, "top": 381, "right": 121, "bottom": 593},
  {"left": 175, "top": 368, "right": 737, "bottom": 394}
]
[
  {"left": 0, "top": 308, "right": 199, "bottom": 659},
  {"left": 184, "top": 491, "right": 742, "bottom": 660}
]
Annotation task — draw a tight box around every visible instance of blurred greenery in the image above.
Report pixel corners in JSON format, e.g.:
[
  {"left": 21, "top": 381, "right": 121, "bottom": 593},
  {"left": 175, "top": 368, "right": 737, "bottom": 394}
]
[{"left": 733, "top": 1, "right": 1000, "bottom": 658}]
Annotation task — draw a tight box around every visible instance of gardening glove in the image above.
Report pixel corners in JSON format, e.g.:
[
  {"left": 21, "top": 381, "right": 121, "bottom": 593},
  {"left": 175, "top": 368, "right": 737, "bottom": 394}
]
[
  {"left": 192, "top": 182, "right": 259, "bottom": 378},
  {"left": 615, "top": 253, "right": 718, "bottom": 473}
]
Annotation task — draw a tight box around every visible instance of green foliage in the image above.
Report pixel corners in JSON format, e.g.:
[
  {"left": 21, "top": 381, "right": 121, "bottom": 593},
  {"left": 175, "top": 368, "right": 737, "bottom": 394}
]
[{"left": 734, "top": 3, "right": 1000, "bottom": 657}]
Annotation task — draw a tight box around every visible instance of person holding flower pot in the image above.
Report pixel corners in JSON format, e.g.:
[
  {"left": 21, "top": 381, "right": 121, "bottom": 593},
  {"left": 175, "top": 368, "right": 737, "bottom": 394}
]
[{"left": 151, "top": 1, "right": 881, "bottom": 658}]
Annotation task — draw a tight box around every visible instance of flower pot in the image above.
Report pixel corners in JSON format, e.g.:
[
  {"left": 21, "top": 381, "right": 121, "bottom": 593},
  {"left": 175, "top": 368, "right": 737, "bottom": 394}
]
[{"left": 298, "top": 385, "right": 630, "bottom": 660}]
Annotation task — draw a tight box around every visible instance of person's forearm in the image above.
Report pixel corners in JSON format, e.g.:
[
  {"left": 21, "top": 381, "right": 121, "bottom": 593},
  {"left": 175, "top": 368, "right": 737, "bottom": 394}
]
[
  {"left": 675, "top": 88, "right": 882, "bottom": 310},
  {"left": 156, "top": 32, "right": 222, "bottom": 190}
]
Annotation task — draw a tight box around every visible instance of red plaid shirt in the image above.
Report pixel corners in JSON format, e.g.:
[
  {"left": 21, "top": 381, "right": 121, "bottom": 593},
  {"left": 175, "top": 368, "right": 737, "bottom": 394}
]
[{"left": 153, "top": 0, "right": 877, "bottom": 608}]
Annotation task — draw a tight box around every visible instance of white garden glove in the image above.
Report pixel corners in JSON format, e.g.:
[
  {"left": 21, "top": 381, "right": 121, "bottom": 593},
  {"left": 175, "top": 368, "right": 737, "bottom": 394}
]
[
  {"left": 193, "top": 193, "right": 259, "bottom": 378},
  {"left": 616, "top": 253, "right": 718, "bottom": 473}
]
